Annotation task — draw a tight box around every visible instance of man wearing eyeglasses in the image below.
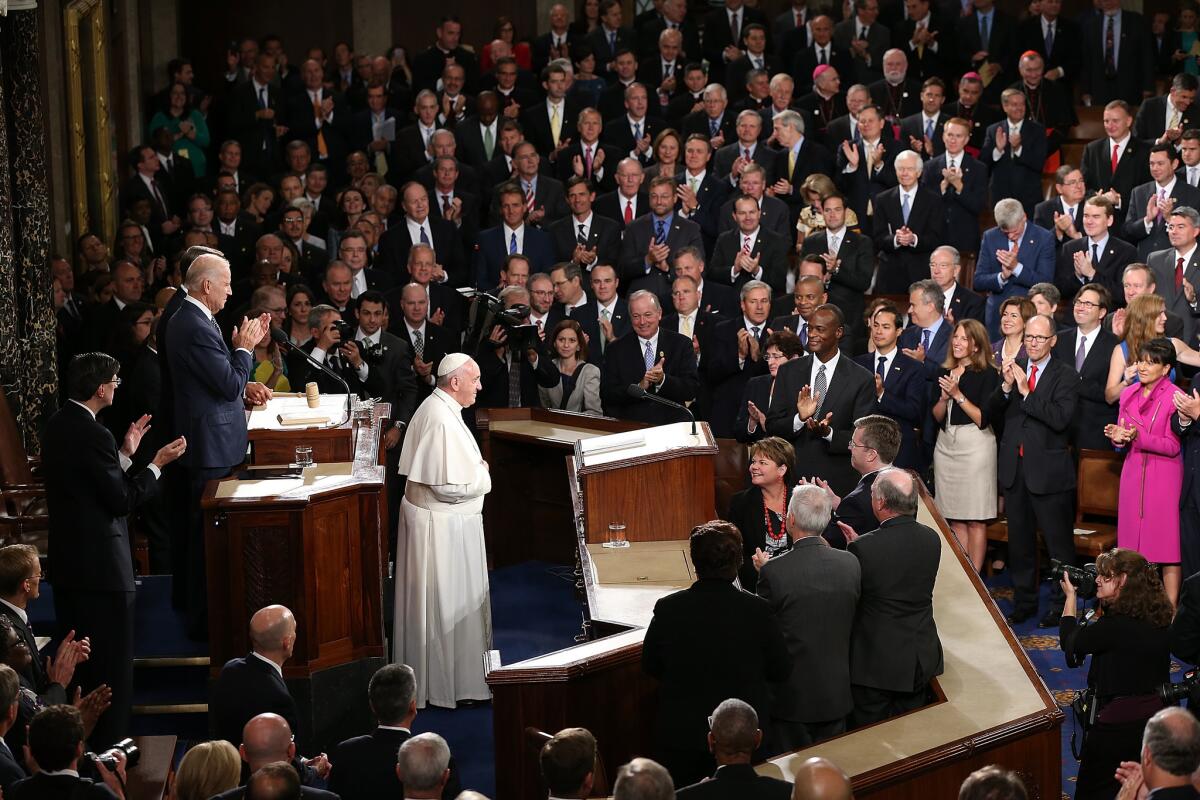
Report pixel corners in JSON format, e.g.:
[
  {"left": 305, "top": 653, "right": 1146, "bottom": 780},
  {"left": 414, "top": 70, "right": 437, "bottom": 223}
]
[
  {"left": 1053, "top": 283, "right": 1119, "bottom": 451},
  {"left": 42, "top": 352, "right": 187, "bottom": 746},
  {"left": 989, "top": 314, "right": 1081, "bottom": 628}
]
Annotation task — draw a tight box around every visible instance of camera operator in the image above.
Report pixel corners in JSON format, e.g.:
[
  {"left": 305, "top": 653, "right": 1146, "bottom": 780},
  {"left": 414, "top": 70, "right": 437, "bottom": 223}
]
[
  {"left": 474, "top": 286, "right": 548, "bottom": 409},
  {"left": 10, "top": 705, "right": 126, "bottom": 799},
  {"left": 286, "top": 303, "right": 368, "bottom": 396},
  {"left": 1058, "top": 548, "right": 1173, "bottom": 800}
]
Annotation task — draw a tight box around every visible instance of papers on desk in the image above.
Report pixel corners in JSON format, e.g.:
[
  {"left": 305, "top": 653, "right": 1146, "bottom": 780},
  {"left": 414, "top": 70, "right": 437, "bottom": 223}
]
[
  {"left": 278, "top": 413, "right": 331, "bottom": 426},
  {"left": 214, "top": 463, "right": 355, "bottom": 499},
  {"left": 579, "top": 431, "right": 645, "bottom": 456},
  {"left": 248, "top": 394, "right": 348, "bottom": 430},
  {"left": 373, "top": 117, "right": 396, "bottom": 142}
]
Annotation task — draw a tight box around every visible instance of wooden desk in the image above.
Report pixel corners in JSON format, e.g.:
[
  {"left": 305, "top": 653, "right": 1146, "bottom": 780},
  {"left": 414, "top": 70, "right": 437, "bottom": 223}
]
[
  {"left": 478, "top": 409, "right": 642, "bottom": 567},
  {"left": 203, "top": 405, "right": 389, "bottom": 751},
  {"left": 487, "top": 468, "right": 1062, "bottom": 800},
  {"left": 245, "top": 394, "right": 355, "bottom": 465},
  {"left": 126, "top": 735, "right": 176, "bottom": 800}
]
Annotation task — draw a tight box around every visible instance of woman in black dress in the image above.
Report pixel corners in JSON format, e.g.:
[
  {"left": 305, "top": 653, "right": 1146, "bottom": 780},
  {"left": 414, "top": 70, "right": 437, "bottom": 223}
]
[
  {"left": 1059, "top": 547, "right": 1172, "bottom": 800},
  {"left": 725, "top": 436, "right": 796, "bottom": 592}
]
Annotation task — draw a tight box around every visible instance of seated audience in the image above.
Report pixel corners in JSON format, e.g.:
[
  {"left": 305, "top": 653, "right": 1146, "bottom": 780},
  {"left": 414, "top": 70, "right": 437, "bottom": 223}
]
[
  {"left": 211, "top": 605, "right": 302, "bottom": 748},
  {"left": 726, "top": 437, "right": 797, "bottom": 591},
  {"left": 396, "top": 733, "right": 453, "bottom": 800},
  {"left": 10, "top": 705, "right": 124, "bottom": 800},
  {"left": 171, "top": 740, "right": 241, "bottom": 800},
  {"left": 214, "top": 713, "right": 334, "bottom": 799},
  {"left": 675, "top": 699, "right": 790, "bottom": 799},
  {"left": 791, "top": 756, "right": 853, "bottom": 800},
  {"left": 539, "top": 727, "right": 597, "bottom": 800},
  {"left": 0, "top": 665, "right": 24, "bottom": 793},
  {"left": 613, "top": 758, "right": 675, "bottom": 800},
  {"left": 958, "top": 765, "right": 1028, "bottom": 800}
]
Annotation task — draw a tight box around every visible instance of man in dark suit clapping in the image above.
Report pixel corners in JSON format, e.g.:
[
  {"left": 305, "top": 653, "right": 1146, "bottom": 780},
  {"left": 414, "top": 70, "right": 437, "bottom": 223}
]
[
  {"left": 708, "top": 196, "right": 790, "bottom": 295},
  {"left": 871, "top": 149, "right": 944, "bottom": 294},
  {"left": 988, "top": 314, "right": 1080, "bottom": 627},
  {"left": 766, "top": 305, "right": 876, "bottom": 495},
  {"left": 600, "top": 290, "right": 699, "bottom": 423},
  {"left": 43, "top": 352, "right": 186, "bottom": 745},
  {"left": 755, "top": 485, "right": 860, "bottom": 749},
  {"left": 843, "top": 469, "right": 942, "bottom": 727},
  {"left": 1053, "top": 283, "right": 1119, "bottom": 451}
]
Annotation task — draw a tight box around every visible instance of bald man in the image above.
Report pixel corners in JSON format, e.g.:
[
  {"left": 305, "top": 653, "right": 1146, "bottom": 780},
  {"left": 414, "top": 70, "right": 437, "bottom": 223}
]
[
  {"left": 792, "top": 757, "right": 854, "bottom": 800},
  {"left": 211, "top": 605, "right": 303, "bottom": 748},
  {"left": 212, "top": 713, "right": 338, "bottom": 800}
]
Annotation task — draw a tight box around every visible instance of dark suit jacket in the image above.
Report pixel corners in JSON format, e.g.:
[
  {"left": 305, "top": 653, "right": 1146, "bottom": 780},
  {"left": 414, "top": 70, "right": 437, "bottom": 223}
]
[
  {"left": 331, "top": 726, "right": 462, "bottom": 800},
  {"left": 871, "top": 184, "right": 945, "bottom": 293},
  {"left": 674, "top": 170, "right": 731, "bottom": 255},
  {"left": 1123, "top": 179, "right": 1200, "bottom": 259},
  {"left": 385, "top": 320, "right": 453, "bottom": 401},
  {"left": 765, "top": 354, "right": 877, "bottom": 495},
  {"left": 987, "top": 356, "right": 1080, "bottom": 494},
  {"left": 226, "top": 81, "right": 284, "bottom": 174},
  {"left": 487, "top": 175, "right": 570, "bottom": 228},
  {"left": 920, "top": 151, "right": 987, "bottom": 256},
  {"left": 704, "top": 318, "right": 771, "bottom": 438},
  {"left": 395, "top": 124, "right": 432, "bottom": 178},
  {"left": 350, "top": 107, "right": 402, "bottom": 167},
  {"left": 547, "top": 213, "right": 622, "bottom": 267},
  {"left": 521, "top": 98, "right": 584, "bottom": 155},
  {"left": 1149, "top": 247, "right": 1200, "bottom": 345},
  {"left": 594, "top": 189, "right": 649, "bottom": 232},
  {"left": 600, "top": 328, "right": 700, "bottom": 423},
  {"left": 42, "top": 402, "right": 156, "bottom": 594},
  {"left": 799, "top": 229, "right": 874, "bottom": 348},
  {"left": 1033, "top": 196, "right": 1085, "bottom": 253},
  {"left": 1015, "top": 15, "right": 1082, "bottom": 89},
  {"left": 733, "top": 372, "right": 773, "bottom": 444},
  {"left": 376, "top": 216, "right": 466, "bottom": 287},
  {"left": 869, "top": 78, "right": 922, "bottom": 124},
  {"left": 893, "top": 14, "right": 952, "bottom": 82},
  {"left": 361, "top": 331, "right": 418, "bottom": 426},
  {"left": 415, "top": 160, "right": 483, "bottom": 203},
  {"left": 676, "top": 763, "right": 792, "bottom": 800},
  {"left": 1055, "top": 235, "right": 1137, "bottom": 305},
  {"left": 0, "top": 740, "right": 23, "bottom": 796},
  {"left": 701, "top": 5, "right": 769, "bottom": 82},
  {"left": 1053, "top": 326, "right": 1119, "bottom": 451},
  {"left": 681, "top": 110, "right": 737, "bottom": 145},
  {"left": 212, "top": 787, "right": 338, "bottom": 800},
  {"left": 642, "top": 578, "right": 789, "bottom": 760},
  {"left": 716, "top": 195, "right": 791, "bottom": 245},
  {"left": 897, "top": 319, "right": 952, "bottom": 383},
  {"left": 946, "top": 284, "right": 987, "bottom": 325},
  {"left": 554, "top": 141, "right": 622, "bottom": 194},
  {"left": 1079, "top": 10, "right": 1155, "bottom": 106},
  {"left": 835, "top": 135, "right": 899, "bottom": 235},
  {"left": 211, "top": 653, "right": 301, "bottom": 748},
  {"left": 955, "top": 9, "right": 1017, "bottom": 81},
  {"left": 586, "top": 24, "right": 635, "bottom": 75},
  {"left": 848, "top": 515, "right": 943, "bottom": 692},
  {"left": 714, "top": 142, "right": 777, "bottom": 185},
  {"left": 944, "top": 100, "right": 1000, "bottom": 155},
  {"left": 790, "top": 43, "right": 855, "bottom": 97},
  {"left": 726, "top": 53, "right": 781, "bottom": 101},
  {"left": 286, "top": 88, "right": 350, "bottom": 178},
  {"left": 981, "top": 117, "right": 1048, "bottom": 216},
  {"left": 757, "top": 536, "right": 860, "bottom": 722},
  {"left": 1081, "top": 135, "right": 1153, "bottom": 226},
  {"left": 618, "top": 214, "right": 703, "bottom": 284},
  {"left": 707, "top": 228, "right": 790, "bottom": 295},
  {"left": 1134, "top": 94, "right": 1199, "bottom": 145},
  {"left": 473, "top": 225, "right": 556, "bottom": 288},
  {"left": 0, "top": 606, "right": 57, "bottom": 700},
  {"left": 855, "top": 351, "right": 926, "bottom": 469},
  {"left": 10, "top": 774, "right": 117, "bottom": 800},
  {"left": 601, "top": 116, "right": 664, "bottom": 166},
  {"left": 773, "top": 138, "right": 836, "bottom": 214},
  {"left": 832, "top": 17, "right": 890, "bottom": 84},
  {"left": 454, "top": 116, "right": 499, "bottom": 169},
  {"left": 898, "top": 111, "right": 947, "bottom": 157}
]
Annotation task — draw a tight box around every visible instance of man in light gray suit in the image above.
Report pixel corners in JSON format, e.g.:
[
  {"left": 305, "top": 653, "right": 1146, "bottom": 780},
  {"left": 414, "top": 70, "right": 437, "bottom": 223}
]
[
  {"left": 755, "top": 482, "right": 860, "bottom": 751},
  {"left": 1148, "top": 206, "right": 1200, "bottom": 346}
]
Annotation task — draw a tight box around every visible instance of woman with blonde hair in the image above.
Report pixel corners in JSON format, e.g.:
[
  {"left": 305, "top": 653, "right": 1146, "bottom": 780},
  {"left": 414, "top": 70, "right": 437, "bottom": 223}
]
[
  {"left": 1105, "top": 292, "right": 1200, "bottom": 403},
  {"left": 931, "top": 319, "right": 1000, "bottom": 571},
  {"left": 169, "top": 740, "right": 241, "bottom": 800},
  {"left": 794, "top": 173, "right": 858, "bottom": 247}
]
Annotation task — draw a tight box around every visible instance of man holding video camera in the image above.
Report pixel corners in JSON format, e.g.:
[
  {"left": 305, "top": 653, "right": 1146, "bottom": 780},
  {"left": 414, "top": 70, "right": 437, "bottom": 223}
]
[{"left": 474, "top": 286, "right": 547, "bottom": 409}]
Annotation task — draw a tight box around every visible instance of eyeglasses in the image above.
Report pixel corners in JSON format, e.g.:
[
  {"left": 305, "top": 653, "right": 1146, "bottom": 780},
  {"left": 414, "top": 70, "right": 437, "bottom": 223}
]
[
  {"left": 1073, "top": 298, "right": 1100, "bottom": 309},
  {"left": 1023, "top": 334, "right": 1052, "bottom": 344},
  {"left": 846, "top": 440, "right": 874, "bottom": 451},
  {"left": 764, "top": 352, "right": 788, "bottom": 361},
  {"left": 1059, "top": 178, "right": 1085, "bottom": 187},
  {"left": 108, "top": 378, "right": 122, "bottom": 387}
]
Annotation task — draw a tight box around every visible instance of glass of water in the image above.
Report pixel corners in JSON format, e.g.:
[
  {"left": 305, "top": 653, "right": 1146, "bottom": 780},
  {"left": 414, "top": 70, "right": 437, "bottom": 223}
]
[
  {"left": 293, "top": 445, "right": 314, "bottom": 468},
  {"left": 604, "top": 523, "right": 629, "bottom": 549}
]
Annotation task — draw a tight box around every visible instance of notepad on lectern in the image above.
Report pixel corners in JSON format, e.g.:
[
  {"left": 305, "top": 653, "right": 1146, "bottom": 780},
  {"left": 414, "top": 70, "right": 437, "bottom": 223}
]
[
  {"left": 277, "top": 413, "right": 331, "bottom": 427},
  {"left": 578, "top": 431, "right": 646, "bottom": 456}
]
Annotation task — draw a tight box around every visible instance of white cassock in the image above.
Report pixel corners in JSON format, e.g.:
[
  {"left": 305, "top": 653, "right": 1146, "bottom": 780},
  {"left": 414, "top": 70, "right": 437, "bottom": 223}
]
[{"left": 393, "top": 387, "right": 492, "bottom": 708}]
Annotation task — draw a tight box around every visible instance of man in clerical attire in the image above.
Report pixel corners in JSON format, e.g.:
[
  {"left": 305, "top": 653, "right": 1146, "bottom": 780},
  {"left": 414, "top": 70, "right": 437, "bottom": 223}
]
[{"left": 393, "top": 353, "right": 492, "bottom": 708}]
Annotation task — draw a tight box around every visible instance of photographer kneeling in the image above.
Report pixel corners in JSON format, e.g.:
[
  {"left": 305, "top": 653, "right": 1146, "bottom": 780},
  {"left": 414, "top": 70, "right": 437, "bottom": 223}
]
[{"left": 1059, "top": 548, "right": 1173, "bottom": 800}]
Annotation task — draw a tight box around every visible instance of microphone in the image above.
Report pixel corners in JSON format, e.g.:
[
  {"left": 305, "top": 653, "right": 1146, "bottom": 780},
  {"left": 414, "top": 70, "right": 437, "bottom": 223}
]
[
  {"left": 626, "top": 384, "right": 697, "bottom": 436},
  {"left": 270, "top": 326, "right": 353, "bottom": 425}
]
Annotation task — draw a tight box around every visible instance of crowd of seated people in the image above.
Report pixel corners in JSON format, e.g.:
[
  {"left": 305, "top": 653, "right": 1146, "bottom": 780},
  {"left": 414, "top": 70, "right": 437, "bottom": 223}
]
[{"left": 36, "top": 0, "right": 1200, "bottom": 797}]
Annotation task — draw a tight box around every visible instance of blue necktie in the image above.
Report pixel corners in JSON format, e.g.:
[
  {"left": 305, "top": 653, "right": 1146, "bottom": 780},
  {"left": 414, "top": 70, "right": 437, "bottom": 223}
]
[
  {"left": 925, "top": 119, "right": 934, "bottom": 140},
  {"left": 655, "top": 219, "right": 666, "bottom": 244},
  {"left": 921, "top": 328, "right": 931, "bottom": 352},
  {"left": 419, "top": 226, "right": 430, "bottom": 245},
  {"left": 877, "top": 355, "right": 887, "bottom": 379},
  {"left": 258, "top": 87, "right": 268, "bottom": 109},
  {"left": 634, "top": 122, "right": 642, "bottom": 141},
  {"left": 979, "top": 14, "right": 989, "bottom": 47},
  {"left": 709, "top": 118, "right": 719, "bottom": 137},
  {"left": 509, "top": 232, "right": 518, "bottom": 254},
  {"left": 609, "top": 30, "right": 617, "bottom": 51},
  {"left": 644, "top": 340, "right": 655, "bottom": 370},
  {"left": 901, "top": 193, "right": 911, "bottom": 225},
  {"left": 799, "top": 322, "right": 808, "bottom": 347},
  {"left": 1044, "top": 22, "right": 1054, "bottom": 57}
]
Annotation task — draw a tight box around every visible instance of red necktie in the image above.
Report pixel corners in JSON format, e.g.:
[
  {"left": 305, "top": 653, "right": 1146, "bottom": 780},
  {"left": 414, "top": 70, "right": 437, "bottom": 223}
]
[
  {"left": 1110, "top": 143, "right": 1119, "bottom": 175},
  {"left": 624, "top": 200, "right": 633, "bottom": 224},
  {"left": 1018, "top": 364, "right": 1038, "bottom": 457},
  {"left": 1177, "top": 256, "right": 1186, "bottom": 292},
  {"left": 584, "top": 146, "right": 593, "bottom": 179}
]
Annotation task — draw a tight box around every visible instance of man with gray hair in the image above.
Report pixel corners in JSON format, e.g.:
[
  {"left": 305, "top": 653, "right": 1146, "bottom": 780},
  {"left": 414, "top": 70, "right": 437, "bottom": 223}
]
[
  {"left": 396, "top": 733, "right": 452, "bottom": 799},
  {"left": 393, "top": 354, "right": 492, "bottom": 708},
  {"left": 676, "top": 699, "right": 791, "bottom": 798},
  {"left": 792, "top": 757, "right": 853, "bottom": 800},
  {"left": 613, "top": 757, "right": 676, "bottom": 800},
  {"left": 1114, "top": 706, "right": 1200, "bottom": 798},
  {"left": 755, "top": 484, "right": 861, "bottom": 749},
  {"left": 972, "top": 197, "right": 1056, "bottom": 338},
  {"left": 771, "top": 109, "right": 835, "bottom": 219},
  {"left": 682, "top": 84, "right": 733, "bottom": 144},
  {"left": 872, "top": 149, "right": 944, "bottom": 294},
  {"left": 843, "top": 468, "right": 942, "bottom": 727}
]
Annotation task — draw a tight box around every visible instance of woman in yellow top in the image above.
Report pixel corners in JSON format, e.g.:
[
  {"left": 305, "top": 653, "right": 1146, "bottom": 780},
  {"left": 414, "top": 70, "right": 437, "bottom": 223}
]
[{"left": 249, "top": 305, "right": 290, "bottom": 391}]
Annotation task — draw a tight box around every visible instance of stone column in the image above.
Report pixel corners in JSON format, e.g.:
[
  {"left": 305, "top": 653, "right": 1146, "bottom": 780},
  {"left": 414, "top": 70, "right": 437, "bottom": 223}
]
[
  {"left": 352, "top": 0, "right": 392, "bottom": 60},
  {"left": 1, "top": 4, "right": 55, "bottom": 454}
]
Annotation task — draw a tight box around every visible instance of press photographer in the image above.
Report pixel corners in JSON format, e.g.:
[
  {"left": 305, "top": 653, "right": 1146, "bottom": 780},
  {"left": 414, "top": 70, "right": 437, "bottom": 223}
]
[
  {"left": 285, "top": 303, "right": 369, "bottom": 396},
  {"left": 1058, "top": 548, "right": 1173, "bottom": 800},
  {"left": 474, "top": 286, "right": 548, "bottom": 410},
  {"left": 11, "top": 705, "right": 128, "bottom": 799}
]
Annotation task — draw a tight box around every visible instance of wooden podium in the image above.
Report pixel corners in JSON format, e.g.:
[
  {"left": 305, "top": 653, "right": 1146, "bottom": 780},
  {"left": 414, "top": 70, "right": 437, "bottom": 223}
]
[
  {"left": 245, "top": 393, "right": 355, "bottom": 465},
  {"left": 203, "top": 402, "right": 389, "bottom": 751}
]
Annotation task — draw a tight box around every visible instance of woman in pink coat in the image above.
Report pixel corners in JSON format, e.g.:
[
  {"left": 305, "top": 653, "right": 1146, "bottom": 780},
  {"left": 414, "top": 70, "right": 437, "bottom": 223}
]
[{"left": 1106, "top": 338, "right": 1184, "bottom": 606}]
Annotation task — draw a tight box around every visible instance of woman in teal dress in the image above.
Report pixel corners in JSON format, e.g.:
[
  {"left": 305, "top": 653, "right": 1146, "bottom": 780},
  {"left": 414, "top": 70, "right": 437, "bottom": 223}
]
[{"left": 148, "top": 82, "right": 210, "bottom": 176}]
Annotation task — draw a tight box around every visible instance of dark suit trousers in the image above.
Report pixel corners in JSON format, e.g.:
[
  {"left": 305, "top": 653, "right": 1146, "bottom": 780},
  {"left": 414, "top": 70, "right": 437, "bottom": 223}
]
[
  {"left": 164, "top": 464, "right": 191, "bottom": 608},
  {"left": 771, "top": 717, "right": 846, "bottom": 753},
  {"left": 1004, "top": 461, "right": 1076, "bottom": 613},
  {"left": 54, "top": 589, "right": 134, "bottom": 748},
  {"left": 1182, "top": 498, "right": 1200, "bottom": 582},
  {"left": 850, "top": 682, "right": 930, "bottom": 728},
  {"left": 187, "top": 466, "right": 234, "bottom": 638}
]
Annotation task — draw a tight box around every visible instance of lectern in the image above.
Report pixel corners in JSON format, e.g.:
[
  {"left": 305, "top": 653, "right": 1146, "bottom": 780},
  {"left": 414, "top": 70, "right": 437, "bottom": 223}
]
[{"left": 203, "top": 403, "right": 389, "bottom": 751}]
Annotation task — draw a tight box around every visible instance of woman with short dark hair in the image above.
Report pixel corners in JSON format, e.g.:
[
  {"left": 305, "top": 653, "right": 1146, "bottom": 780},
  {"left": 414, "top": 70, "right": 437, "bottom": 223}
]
[{"left": 725, "top": 437, "right": 796, "bottom": 590}]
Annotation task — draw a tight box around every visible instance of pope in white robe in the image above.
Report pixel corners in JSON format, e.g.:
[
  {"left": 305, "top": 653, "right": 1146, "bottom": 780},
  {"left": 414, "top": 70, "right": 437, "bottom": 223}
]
[{"left": 393, "top": 354, "right": 492, "bottom": 708}]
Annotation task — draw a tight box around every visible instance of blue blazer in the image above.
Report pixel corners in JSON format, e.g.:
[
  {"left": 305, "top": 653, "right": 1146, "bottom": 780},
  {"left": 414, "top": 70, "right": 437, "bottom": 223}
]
[
  {"left": 473, "top": 225, "right": 555, "bottom": 288},
  {"left": 972, "top": 222, "right": 1056, "bottom": 339},
  {"left": 166, "top": 300, "right": 253, "bottom": 471},
  {"left": 854, "top": 351, "right": 927, "bottom": 470},
  {"left": 897, "top": 321, "right": 951, "bottom": 381}
]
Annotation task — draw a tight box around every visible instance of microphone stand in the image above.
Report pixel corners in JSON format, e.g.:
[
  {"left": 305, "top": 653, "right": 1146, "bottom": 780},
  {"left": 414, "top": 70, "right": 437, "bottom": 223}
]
[{"left": 270, "top": 328, "right": 354, "bottom": 426}]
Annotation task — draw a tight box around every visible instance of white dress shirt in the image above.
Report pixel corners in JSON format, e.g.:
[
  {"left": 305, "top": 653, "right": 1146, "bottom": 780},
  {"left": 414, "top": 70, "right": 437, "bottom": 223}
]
[
  {"left": 793, "top": 349, "right": 841, "bottom": 439},
  {"left": 731, "top": 227, "right": 763, "bottom": 283}
]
